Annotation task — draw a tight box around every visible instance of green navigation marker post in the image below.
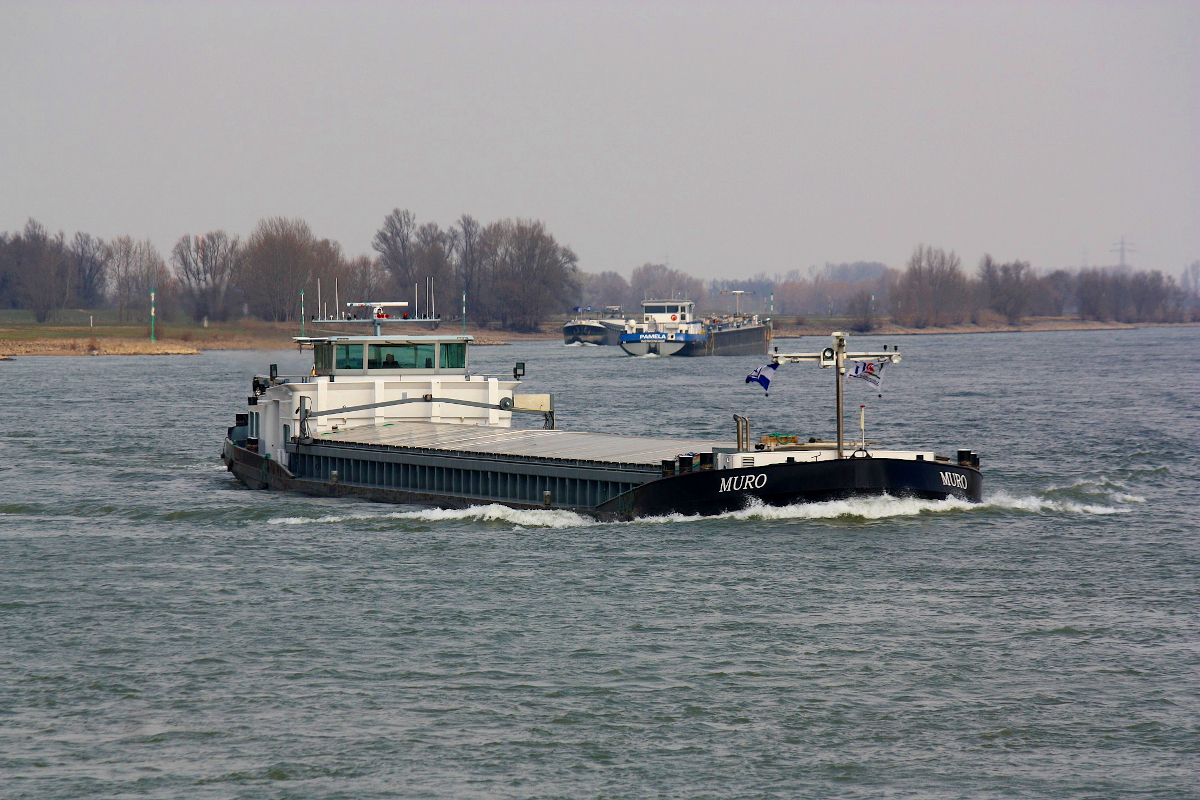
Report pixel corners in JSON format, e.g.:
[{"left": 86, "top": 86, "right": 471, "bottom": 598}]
[{"left": 150, "top": 288, "right": 156, "bottom": 342}]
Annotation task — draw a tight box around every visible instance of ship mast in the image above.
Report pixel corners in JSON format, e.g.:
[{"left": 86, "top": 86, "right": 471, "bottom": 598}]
[{"left": 772, "top": 332, "right": 901, "bottom": 459}]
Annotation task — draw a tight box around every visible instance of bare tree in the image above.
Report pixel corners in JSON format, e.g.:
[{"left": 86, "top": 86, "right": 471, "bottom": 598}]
[
  {"left": 102, "top": 236, "right": 172, "bottom": 323},
  {"left": 1129, "top": 270, "right": 1184, "bottom": 322},
  {"left": 455, "top": 214, "right": 484, "bottom": 306},
  {"left": 1182, "top": 260, "right": 1200, "bottom": 297},
  {"left": 628, "top": 263, "right": 705, "bottom": 308},
  {"left": 1028, "top": 269, "right": 1074, "bottom": 317},
  {"left": 0, "top": 232, "right": 15, "bottom": 308},
  {"left": 580, "top": 270, "right": 631, "bottom": 311},
  {"left": 892, "top": 245, "right": 967, "bottom": 327},
  {"left": 69, "top": 232, "right": 110, "bottom": 308},
  {"left": 310, "top": 237, "right": 347, "bottom": 314},
  {"left": 474, "top": 219, "right": 579, "bottom": 330},
  {"left": 372, "top": 208, "right": 417, "bottom": 293},
  {"left": 979, "top": 255, "right": 1034, "bottom": 324},
  {"left": 238, "top": 218, "right": 318, "bottom": 322},
  {"left": 172, "top": 231, "right": 241, "bottom": 321},
  {"left": 107, "top": 236, "right": 138, "bottom": 322},
  {"left": 133, "top": 241, "right": 172, "bottom": 321},
  {"left": 413, "top": 221, "right": 457, "bottom": 315},
  {"left": 1183, "top": 260, "right": 1200, "bottom": 320},
  {"left": 342, "top": 254, "right": 390, "bottom": 302},
  {"left": 846, "top": 289, "right": 876, "bottom": 331},
  {"left": 16, "top": 220, "right": 69, "bottom": 323}
]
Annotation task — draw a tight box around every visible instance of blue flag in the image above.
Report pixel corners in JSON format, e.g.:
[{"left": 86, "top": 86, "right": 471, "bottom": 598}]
[{"left": 746, "top": 362, "right": 778, "bottom": 395}]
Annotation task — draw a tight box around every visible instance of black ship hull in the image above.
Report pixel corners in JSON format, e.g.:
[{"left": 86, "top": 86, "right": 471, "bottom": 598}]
[
  {"left": 563, "top": 321, "right": 622, "bottom": 346},
  {"left": 224, "top": 438, "right": 981, "bottom": 521},
  {"left": 677, "top": 323, "right": 770, "bottom": 356},
  {"left": 619, "top": 323, "right": 770, "bottom": 357},
  {"left": 595, "top": 457, "right": 981, "bottom": 518}
]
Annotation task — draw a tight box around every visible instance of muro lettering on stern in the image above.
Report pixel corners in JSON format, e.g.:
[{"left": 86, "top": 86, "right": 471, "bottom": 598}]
[{"left": 940, "top": 471, "right": 969, "bottom": 490}]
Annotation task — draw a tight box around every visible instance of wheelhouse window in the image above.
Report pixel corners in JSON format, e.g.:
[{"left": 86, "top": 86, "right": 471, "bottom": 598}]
[
  {"left": 313, "top": 343, "right": 333, "bottom": 374},
  {"left": 644, "top": 305, "right": 666, "bottom": 314},
  {"left": 335, "top": 343, "right": 363, "bottom": 370},
  {"left": 367, "top": 343, "right": 436, "bottom": 370},
  {"left": 439, "top": 342, "right": 466, "bottom": 369}
]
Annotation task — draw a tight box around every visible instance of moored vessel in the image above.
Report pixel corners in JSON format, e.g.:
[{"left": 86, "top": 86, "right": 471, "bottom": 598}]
[{"left": 223, "top": 306, "right": 982, "bottom": 518}]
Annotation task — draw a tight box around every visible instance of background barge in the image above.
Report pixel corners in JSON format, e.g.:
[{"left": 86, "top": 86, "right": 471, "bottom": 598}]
[{"left": 617, "top": 299, "right": 770, "bottom": 357}]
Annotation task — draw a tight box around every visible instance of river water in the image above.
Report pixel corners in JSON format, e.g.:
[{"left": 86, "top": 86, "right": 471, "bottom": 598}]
[{"left": 1, "top": 327, "right": 1197, "bottom": 799}]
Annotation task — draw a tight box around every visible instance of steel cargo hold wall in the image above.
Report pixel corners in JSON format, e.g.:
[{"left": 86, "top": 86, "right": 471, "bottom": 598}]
[{"left": 290, "top": 442, "right": 650, "bottom": 508}]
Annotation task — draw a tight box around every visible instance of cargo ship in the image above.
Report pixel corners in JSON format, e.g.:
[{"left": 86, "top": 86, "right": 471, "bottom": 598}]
[
  {"left": 617, "top": 299, "right": 770, "bottom": 356},
  {"left": 222, "top": 307, "right": 982, "bottom": 518}
]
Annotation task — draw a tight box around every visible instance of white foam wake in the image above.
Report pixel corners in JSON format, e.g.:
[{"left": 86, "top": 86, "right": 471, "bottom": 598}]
[
  {"left": 630, "top": 494, "right": 979, "bottom": 523},
  {"left": 268, "top": 503, "right": 596, "bottom": 529},
  {"left": 1041, "top": 475, "right": 1147, "bottom": 505},
  {"left": 630, "top": 489, "right": 1139, "bottom": 523},
  {"left": 980, "top": 491, "right": 1133, "bottom": 515},
  {"left": 266, "top": 490, "right": 1134, "bottom": 530}
]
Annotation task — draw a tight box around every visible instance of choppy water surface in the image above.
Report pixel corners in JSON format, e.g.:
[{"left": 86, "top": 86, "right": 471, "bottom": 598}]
[{"left": 1, "top": 327, "right": 1197, "bottom": 799}]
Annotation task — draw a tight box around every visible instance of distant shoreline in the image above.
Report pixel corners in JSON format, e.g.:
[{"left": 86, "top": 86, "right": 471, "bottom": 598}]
[
  {"left": 1, "top": 317, "right": 1194, "bottom": 357},
  {"left": 772, "top": 318, "right": 1200, "bottom": 339}
]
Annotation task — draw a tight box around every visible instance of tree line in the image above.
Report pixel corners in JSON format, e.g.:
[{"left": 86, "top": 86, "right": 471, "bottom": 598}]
[
  {"left": 0, "top": 210, "right": 579, "bottom": 331},
  {"left": 580, "top": 248, "right": 1199, "bottom": 330},
  {"left": 2, "top": 216, "right": 1197, "bottom": 331}
]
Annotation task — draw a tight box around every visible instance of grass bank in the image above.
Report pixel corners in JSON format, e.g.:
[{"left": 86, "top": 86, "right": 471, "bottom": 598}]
[
  {"left": 0, "top": 311, "right": 295, "bottom": 356},
  {"left": 0, "top": 310, "right": 525, "bottom": 356}
]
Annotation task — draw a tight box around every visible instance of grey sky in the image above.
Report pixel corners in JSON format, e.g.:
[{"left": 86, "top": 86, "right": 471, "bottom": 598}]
[{"left": 2, "top": 1, "right": 1197, "bottom": 280}]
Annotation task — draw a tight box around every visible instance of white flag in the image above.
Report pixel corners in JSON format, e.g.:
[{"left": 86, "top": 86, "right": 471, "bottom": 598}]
[{"left": 846, "top": 359, "right": 887, "bottom": 395}]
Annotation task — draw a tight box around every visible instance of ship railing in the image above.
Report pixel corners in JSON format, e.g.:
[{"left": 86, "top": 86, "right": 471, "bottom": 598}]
[{"left": 298, "top": 392, "right": 556, "bottom": 437}]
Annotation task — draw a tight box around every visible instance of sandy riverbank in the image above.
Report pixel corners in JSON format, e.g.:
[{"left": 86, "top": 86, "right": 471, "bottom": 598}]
[
  {"left": 0, "top": 338, "right": 203, "bottom": 356},
  {"left": 0, "top": 328, "right": 520, "bottom": 356}
]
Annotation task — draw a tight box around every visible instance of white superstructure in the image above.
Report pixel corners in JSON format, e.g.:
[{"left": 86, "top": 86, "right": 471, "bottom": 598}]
[
  {"left": 623, "top": 299, "right": 700, "bottom": 335},
  {"left": 242, "top": 333, "right": 549, "bottom": 464}
]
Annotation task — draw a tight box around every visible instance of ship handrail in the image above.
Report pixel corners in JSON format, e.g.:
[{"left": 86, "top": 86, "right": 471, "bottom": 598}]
[
  {"left": 307, "top": 395, "right": 530, "bottom": 418},
  {"left": 302, "top": 394, "right": 555, "bottom": 432}
]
